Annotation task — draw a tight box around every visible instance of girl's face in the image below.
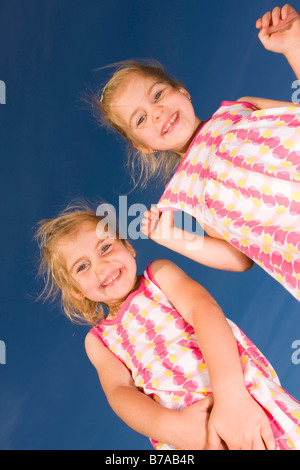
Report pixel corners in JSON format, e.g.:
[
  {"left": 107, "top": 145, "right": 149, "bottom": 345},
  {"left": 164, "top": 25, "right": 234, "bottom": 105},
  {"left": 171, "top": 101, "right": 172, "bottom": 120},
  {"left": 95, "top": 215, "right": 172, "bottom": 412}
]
[
  {"left": 58, "top": 223, "right": 137, "bottom": 306},
  {"left": 112, "top": 73, "right": 201, "bottom": 155}
]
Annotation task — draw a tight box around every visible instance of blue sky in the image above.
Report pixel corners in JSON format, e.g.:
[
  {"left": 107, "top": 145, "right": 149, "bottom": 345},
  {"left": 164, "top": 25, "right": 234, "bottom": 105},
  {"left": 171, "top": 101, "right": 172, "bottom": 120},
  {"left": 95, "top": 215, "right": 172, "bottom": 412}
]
[{"left": 0, "top": 0, "right": 300, "bottom": 450}]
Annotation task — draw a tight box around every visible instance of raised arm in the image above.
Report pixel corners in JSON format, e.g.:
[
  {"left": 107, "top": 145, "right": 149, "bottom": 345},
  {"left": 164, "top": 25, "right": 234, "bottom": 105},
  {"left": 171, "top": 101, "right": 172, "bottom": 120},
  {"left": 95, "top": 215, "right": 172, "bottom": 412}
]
[
  {"left": 85, "top": 331, "right": 214, "bottom": 449},
  {"left": 151, "top": 259, "right": 275, "bottom": 450},
  {"left": 256, "top": 4, "right": 300, "bottom": 81},
  {"left": 237, "top": 96, "right": 300, "bottom": 108},
  {"left": 141, "top": 207, "right": 253, "bottom": 272}
]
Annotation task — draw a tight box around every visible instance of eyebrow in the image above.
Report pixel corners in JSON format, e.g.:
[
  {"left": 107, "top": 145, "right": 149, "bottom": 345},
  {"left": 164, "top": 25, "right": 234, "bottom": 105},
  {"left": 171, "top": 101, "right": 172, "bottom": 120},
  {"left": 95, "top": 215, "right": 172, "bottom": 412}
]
[{"left": 129, "top": 81, "right": 164, "bottom": 127}]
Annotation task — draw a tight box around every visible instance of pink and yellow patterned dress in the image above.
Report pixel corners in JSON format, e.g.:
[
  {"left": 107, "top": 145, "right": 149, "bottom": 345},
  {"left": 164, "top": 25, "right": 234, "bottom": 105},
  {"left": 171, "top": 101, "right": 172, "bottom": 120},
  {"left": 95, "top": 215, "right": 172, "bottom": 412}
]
[
  {"left": 157, "top": 101, "right": 300, "bottom": 300},
  {"left": 90, "top": 263, "right": 300, "bottom": 450}
]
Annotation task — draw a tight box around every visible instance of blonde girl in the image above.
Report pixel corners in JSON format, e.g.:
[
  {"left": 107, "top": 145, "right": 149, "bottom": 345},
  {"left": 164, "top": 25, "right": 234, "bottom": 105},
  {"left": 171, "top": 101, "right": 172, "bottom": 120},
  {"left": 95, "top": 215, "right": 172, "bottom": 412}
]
[
  {"left": 36, "top": 203, "right": 300, "bottom": 450},
  {"left": 88, "top": 5, "right": 300, "bottom": 300}
]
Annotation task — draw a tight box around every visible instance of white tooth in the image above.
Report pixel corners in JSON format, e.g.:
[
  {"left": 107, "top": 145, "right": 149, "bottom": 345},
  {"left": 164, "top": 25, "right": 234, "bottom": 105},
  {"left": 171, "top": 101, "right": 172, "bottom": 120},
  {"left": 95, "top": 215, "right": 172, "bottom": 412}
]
[
  {"left": 102, "top": 270, "right": 120, "bottom": 286},
  {"left": 163, "top": 113, "right": 177, "bottom": 134}
]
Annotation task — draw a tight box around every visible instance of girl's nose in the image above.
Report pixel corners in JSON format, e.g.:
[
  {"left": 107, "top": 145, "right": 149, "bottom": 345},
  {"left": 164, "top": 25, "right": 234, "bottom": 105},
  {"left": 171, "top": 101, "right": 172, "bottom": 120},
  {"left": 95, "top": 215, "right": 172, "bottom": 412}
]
[
  {"left": 95, "top": 261, "right": 108, "bottom": 276},
  {"left": 152, "top": 106, "right": 164, "bottom": 122}
]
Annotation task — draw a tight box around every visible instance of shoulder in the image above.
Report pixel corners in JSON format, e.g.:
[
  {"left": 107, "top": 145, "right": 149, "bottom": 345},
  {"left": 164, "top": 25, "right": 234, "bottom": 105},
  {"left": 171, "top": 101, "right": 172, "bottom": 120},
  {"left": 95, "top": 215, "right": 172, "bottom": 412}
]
[
  {"left": 149, "top": 261, "right": 219, "bottom": 303},
  {"left": 85, "top": 331, "right": 108, "bottom": 367},
  {"left": 149, "top": 259, "right": 195, "bottom": 296},
  {"left": 149, "top": 260, "right": 219, "bottom": 325},
  {"left": 84, "top": 332, "right": 135, "bottom": 391},
  {"left": 237, "top": 96, "right": 297, "bottom": 109},
  {"left": 236, "top": 97, "right": 261, "bottom": 109},
  {"left": 85, "top": 330, "right": 128, "bottom": 374},
  {"left": 150, "top": 259, "right": 184, "bottom": 281}
]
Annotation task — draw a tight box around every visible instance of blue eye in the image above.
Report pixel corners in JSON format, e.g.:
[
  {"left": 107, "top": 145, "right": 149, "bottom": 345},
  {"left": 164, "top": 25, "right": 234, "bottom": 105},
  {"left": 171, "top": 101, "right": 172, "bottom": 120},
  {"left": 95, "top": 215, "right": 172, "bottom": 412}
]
[
  {"left": 154, "top": 90, "right": 162, "bottom": 102},
  {"left": 137, "top": 115, "right": 146, "bottom": 127},
  {"left": 77, "top": 263, "right": 88, "bottom": 273},
  {"left": 101, "top": 244, "right": 111, "bottom": 253}
]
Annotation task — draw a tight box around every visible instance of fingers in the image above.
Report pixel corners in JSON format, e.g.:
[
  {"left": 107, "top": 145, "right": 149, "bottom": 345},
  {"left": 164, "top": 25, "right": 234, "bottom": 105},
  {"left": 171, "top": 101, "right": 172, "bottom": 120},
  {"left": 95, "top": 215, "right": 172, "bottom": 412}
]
[
  {"left": 256, "top": 4, "right": 294, "bottom": 30},
  {"left": 205, "top": 426, "right": 223, "bottom": 450},
  {"left": 252, "top": 435, "right": 267, "bottom": 450},
  {"left": 143, "top": 206, "right": 160, "bottom": 220},
  {"left": 256, "top": 11, "right": 272, "bottom": 30},
  {"left": 282, "top": 4, "right": 296, "bottom": 20},
  {"left": 195, "top": 394, "right": 214, "bottom": 412},
  {"left": 251, "top": 424, "right": 276, "bottom": 450},
  {"left": 140, "top": 218, "right": 150, "bottom": 236},
  {"left": 262, "top": 11, "right": 272, "bottom": 29},
  {"left": 281, "top": 4, "right": 290, "bottom": 21},
  {"left": 257, "top": 27, "right": 269, "bottom": 41},
  {"left": 141, "top": 206, "right": 160, "bottom": 237},
  {"left": 271, "top": 6, "right": 281, "bottom": 27},
  {"left": 141, "top": 210, "right": 152, "bottom": 236},
  {"left": 261, "top": 423, "right": 276, "bottom": 450}
]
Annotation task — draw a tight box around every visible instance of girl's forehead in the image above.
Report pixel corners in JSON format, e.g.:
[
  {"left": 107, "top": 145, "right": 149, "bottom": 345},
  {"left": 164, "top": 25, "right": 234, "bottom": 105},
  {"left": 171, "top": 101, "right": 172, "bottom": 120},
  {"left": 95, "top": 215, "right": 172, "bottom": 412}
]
[
  {"left": 77, "top": 221, "right": 117, "bottom": 242},
  {"left": 59, "top": 221, "right": 110, "bottom": 247},
  {"left": 115, "top": 73, "right": 160, "bottom": 100}
]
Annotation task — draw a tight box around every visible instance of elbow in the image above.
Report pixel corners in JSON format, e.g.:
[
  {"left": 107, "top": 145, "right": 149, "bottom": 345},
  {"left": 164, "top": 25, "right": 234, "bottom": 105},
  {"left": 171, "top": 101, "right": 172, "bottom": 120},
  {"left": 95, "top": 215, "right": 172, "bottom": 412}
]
[
  {"left": 240, "top": 257, "right": 254, "bottom": 272},
  {"left": 237, "top": 96, "right": 253, "bottom": 104}
]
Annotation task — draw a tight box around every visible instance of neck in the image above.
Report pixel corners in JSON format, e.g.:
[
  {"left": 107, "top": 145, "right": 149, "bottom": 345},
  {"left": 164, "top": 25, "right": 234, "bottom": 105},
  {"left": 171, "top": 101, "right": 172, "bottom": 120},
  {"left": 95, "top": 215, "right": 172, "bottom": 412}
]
[
  {"left": 176, "top": 117, "right": 203, "bottom": 158},
  {"left": 106, "top": 274, "right": 142, "bottom": 320}
]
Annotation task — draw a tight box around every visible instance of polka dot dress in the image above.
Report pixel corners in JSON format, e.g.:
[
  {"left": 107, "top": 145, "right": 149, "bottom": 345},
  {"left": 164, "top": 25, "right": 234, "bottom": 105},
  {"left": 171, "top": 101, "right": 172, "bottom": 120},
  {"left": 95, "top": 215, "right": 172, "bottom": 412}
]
[
  {"left": 157, "top": 101, "right": 300, "bottom": 300},
  {"left": 91, "top": 264, "right": 300, "bottom": 450}
]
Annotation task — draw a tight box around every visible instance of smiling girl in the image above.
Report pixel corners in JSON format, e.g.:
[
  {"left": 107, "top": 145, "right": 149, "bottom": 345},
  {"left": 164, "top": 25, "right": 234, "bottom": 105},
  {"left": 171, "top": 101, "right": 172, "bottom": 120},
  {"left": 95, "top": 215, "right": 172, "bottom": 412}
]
[
  {"left": 36, "top": 203, "right": 300, "bottom": 450},
  {"left": 88, "top": 4, "right": 300, "bottom": 300}
]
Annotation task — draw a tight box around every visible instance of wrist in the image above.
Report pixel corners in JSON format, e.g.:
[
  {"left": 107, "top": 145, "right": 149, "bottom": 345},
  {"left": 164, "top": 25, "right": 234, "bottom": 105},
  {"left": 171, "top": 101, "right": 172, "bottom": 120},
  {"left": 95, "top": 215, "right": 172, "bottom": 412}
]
[
  {"left": 153, "top": 226, "right": 177, "bottom": 246},
  {"left": 159, "top": 226, "right": 200, "bottom": 246},
  {"left": 285, "top": 43, "right": 300, "bottom": 63},
  {"left": 212, "top": 376, "right": 248, "bottom": 403},
  {"left": 155, "top": 408, "right": 182, "bottom": 447}
]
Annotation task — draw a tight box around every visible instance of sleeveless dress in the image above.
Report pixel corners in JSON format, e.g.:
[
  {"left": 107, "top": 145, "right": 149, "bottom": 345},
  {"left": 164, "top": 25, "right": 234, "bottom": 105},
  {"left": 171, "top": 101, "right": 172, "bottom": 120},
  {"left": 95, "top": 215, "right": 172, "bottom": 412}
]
[
  {"left": 157, "top": 101, "right": 300, "bottom": 300},
  {"left": 90, "top": 263, "right": 300, "bottom": 450}
]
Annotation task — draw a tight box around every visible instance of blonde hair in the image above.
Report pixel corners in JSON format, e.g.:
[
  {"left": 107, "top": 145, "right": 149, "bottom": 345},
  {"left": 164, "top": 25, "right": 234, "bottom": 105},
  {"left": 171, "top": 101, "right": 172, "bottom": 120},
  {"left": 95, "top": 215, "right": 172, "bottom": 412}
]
[
  {"left": 84, "top": 59, "right": 183, "bottom": 189},
  {"left": 35, "top": 202, "right": 131, "bottom": 326}
]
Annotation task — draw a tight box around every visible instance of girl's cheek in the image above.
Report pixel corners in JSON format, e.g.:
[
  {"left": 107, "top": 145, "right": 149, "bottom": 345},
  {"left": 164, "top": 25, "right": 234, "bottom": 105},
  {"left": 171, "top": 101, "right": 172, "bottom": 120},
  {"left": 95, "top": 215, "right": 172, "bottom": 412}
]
[{"left": 75, "top": 274, "right": 91, "bottom": 291}]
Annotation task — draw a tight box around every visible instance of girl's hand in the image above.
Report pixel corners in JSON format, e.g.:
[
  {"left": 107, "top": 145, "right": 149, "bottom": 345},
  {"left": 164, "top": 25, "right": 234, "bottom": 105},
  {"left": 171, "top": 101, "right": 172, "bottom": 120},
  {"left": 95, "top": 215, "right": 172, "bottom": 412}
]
[
  {"left": 206, "top": 392, "right": 276, "bottom": 450},
  {"left": 171, "top": 396, "right": 227, "bottom": 450},
  {"left": 256, "top": 4, "right": 300, "bottom": 55},
  {"left": 141, "top": 206, "right": 175, "bottom": 242}
]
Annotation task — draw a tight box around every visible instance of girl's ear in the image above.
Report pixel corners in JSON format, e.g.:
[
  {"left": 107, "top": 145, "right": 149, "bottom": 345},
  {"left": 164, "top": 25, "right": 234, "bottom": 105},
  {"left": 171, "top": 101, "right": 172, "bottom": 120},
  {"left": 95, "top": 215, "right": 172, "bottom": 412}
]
[
  {"left": 178, "top": 87, "right": 191, "bottom": 101},
  {"left": 133, "top": 142, "right": 154, "bottom": 154},
  {"left": 123, "top": 240, "right": 136, "bottom": 258},
  {"left": 129, "top": 133, "right": 155, "bottom": 154},
  {"left": 69, "top": 287, "right": 85, "bottom": 300}
]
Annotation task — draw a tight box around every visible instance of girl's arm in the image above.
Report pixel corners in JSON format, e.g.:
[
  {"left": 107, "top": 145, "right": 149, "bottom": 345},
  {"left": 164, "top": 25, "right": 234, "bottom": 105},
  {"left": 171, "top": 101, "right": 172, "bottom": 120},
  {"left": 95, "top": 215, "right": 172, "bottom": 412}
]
[
  {"left": 237, "top": 96, "right": 299, "bottom": 109},
  {"left": 151, "top": 259, "right": 275, "bottom": 450},
  {"left": 141, "top": 207, "right": 253, "bottom": 272},
  {"left": 256, "top": 4, "right": 300, "bottom": 81},
  {"left": 85, "top": 332, "right": 218, "bottom": 450}
]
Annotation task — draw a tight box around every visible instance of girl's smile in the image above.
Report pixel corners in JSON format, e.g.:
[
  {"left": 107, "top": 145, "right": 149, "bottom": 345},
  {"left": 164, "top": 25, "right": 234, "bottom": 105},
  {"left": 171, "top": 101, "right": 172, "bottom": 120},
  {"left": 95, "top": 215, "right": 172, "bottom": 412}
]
[
  {"left": 99, "top": 267, "right": 122, "bottom": 288},
  {"left": 58, "top": 222, "right": 137, "bottom": 306},
  {"left": 112, "top": 73, "right": 201, "bottom": 156},
  {"left": 161, "top": 111, "right": 179, "bottom": 136}
]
